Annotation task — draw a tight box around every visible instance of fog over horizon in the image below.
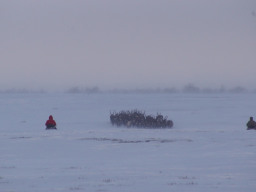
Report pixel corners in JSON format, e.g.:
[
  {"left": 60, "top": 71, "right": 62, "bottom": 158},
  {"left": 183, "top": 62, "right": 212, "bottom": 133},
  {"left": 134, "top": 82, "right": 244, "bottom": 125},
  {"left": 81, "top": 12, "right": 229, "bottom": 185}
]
[{"left": 1, "top": 0, "right": 256, "bottom": 91}]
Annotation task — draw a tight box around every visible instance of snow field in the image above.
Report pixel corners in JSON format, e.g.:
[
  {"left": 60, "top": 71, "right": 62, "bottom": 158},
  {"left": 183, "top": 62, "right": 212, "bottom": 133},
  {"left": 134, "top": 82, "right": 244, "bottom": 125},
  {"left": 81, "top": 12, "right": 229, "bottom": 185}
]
[{"left": 0, "top": 93, "right": 255, "bottom": 192}]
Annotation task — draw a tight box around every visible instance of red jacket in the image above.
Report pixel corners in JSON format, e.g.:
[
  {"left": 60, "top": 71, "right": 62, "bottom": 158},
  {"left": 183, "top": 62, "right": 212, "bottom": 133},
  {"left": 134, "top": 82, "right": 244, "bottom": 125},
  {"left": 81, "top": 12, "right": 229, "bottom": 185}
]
[{"left": 45, "top": 115, "right": 56, "bottom": 127}]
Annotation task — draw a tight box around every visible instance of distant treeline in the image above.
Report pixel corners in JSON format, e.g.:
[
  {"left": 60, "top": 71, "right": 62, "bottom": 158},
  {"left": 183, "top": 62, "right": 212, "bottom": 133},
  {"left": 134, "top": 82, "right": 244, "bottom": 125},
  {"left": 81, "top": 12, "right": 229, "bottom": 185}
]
[
  {"left": 65, "top": 85, "right": 255, "bottom": 94},
  {"left": 0, "top": 89, "right": 46, "bottom": 94},
  {"left": 1, "top": 85, "right": 256, "bottom": 94}
]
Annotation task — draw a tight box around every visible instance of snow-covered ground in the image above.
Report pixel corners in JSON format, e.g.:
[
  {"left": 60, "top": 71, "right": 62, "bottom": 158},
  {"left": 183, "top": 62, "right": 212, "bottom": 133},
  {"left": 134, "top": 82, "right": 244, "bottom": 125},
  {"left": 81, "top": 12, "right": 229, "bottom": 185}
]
[{"left": 0, "top": 93, "right": 255, "bottom": 192}]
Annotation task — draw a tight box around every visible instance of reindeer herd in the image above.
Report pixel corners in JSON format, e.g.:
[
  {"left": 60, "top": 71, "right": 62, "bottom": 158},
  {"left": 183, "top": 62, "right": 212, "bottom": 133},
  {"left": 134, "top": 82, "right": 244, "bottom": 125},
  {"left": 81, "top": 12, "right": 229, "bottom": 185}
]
[{"left": 110, "top": 110, "right": 173, "bottom": 128}]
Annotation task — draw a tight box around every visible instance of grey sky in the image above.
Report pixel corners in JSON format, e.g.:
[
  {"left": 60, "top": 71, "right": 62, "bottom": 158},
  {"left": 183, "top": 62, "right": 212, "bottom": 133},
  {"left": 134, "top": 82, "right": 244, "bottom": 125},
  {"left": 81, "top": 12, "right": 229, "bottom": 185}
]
[{"left": 1, "top": 0, "right": 256, "bottom": 91}]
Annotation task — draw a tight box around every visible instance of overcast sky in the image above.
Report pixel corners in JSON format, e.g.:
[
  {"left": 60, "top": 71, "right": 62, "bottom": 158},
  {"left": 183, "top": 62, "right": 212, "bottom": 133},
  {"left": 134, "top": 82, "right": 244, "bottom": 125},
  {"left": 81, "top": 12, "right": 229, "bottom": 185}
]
[{"left": 1, "top": 0, "right": 256, "bottom": 91}]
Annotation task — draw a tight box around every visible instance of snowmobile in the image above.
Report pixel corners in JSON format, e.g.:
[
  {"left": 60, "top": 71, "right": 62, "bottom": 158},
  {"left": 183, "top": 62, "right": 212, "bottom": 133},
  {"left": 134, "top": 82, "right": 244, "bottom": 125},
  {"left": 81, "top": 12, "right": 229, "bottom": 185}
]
[{"left": 45, "top": 125, "right": 57, "bottom": 130}]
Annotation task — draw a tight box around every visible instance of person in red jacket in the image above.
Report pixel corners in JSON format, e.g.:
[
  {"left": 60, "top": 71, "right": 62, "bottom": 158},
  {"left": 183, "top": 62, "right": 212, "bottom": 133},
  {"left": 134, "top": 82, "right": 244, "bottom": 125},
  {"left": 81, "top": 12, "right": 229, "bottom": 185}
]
[{"left": 45, "top": 115, "right": 57, "bottom": 129}]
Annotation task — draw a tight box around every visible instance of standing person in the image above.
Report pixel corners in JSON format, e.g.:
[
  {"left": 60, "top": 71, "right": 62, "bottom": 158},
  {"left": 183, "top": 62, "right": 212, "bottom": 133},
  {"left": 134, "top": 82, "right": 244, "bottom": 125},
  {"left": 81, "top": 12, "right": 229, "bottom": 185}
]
[
  {"left": 45, "top": 115, "right": 57, "bottom": 129},
  {"left": 246, "top": 117, "right": 256, "bottom": 130}
]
